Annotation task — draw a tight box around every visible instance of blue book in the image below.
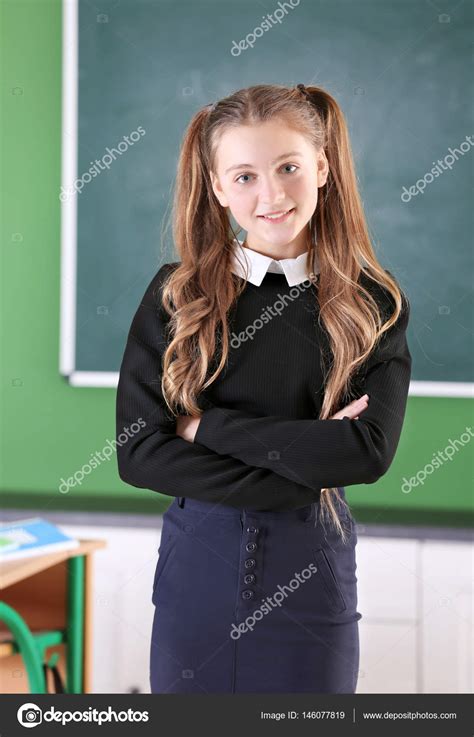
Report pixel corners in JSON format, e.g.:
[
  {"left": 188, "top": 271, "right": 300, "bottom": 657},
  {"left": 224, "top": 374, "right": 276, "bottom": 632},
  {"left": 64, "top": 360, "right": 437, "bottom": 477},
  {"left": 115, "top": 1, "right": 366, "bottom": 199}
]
[{"left": 0, "top": 518, "right": 79, "bottom": 563}]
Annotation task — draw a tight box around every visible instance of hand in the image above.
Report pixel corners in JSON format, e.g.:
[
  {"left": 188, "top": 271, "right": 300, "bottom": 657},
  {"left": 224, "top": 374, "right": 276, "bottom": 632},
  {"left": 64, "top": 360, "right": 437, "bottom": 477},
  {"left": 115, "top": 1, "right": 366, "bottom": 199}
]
[
  {"left": 329, "top": 394, "right": 369, "bottom": 421},
  {"left": 176, "top": 414, "right": 201, "bottom": 443}
]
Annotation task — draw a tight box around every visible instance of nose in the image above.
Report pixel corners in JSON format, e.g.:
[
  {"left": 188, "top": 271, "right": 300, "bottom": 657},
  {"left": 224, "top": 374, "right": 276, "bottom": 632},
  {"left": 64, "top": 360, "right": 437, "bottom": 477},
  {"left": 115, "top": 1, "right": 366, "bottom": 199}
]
[{"left": 258, "top": 174, "right": 286, "bottom": 206}]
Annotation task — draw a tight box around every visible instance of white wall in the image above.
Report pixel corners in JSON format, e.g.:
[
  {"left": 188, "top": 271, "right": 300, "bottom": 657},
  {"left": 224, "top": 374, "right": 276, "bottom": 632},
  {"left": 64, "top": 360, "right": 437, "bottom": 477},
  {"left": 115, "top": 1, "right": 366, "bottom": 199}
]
[{"left": 356, "top": 536, "right": 473, "bottom": 693}]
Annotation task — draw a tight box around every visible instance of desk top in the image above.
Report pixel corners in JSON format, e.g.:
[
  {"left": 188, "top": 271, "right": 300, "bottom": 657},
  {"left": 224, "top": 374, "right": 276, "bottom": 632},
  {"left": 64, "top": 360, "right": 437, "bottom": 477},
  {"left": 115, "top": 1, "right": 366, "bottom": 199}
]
[{"left": 0, "top": 539, "right": 107, "bottom": 589}]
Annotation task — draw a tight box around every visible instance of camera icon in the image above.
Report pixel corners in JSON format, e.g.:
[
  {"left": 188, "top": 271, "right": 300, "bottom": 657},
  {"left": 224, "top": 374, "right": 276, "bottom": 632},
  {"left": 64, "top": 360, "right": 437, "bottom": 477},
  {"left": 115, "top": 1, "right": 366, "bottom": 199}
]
[{"left": 17, "top": 703, "right": 42, "bottom": 728}]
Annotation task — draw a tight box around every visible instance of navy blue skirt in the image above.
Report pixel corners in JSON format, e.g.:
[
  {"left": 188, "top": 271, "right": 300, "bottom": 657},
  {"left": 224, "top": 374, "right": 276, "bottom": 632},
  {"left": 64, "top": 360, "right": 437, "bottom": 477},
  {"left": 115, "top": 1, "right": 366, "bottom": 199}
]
[{"left": 150, "top": 489, "right": 362, "bottom": 694}]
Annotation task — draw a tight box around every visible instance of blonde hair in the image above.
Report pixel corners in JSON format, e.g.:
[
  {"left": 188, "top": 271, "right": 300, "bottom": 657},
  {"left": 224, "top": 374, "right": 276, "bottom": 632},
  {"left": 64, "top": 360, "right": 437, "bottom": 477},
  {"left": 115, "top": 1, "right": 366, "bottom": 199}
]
[{"left": 159, "top": 83, "right": 407, "bottom": 542}]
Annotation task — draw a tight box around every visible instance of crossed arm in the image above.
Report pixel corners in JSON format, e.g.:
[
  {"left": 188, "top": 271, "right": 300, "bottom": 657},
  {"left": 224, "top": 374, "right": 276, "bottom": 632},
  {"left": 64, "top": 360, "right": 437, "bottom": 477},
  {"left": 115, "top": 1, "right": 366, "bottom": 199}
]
[{"left": 116, "top": 265, "right": 321, "bottom": 511}]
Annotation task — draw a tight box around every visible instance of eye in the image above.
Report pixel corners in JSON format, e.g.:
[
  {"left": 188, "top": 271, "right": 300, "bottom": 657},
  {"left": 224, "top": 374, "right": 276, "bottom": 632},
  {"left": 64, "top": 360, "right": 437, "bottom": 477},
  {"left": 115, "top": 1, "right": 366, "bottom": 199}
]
[
  {"left": 234, "top": 163, "right": 299, "bottom": 185},
  {"left": 235, "top": 173, "right": 253, "bottom": 185}
]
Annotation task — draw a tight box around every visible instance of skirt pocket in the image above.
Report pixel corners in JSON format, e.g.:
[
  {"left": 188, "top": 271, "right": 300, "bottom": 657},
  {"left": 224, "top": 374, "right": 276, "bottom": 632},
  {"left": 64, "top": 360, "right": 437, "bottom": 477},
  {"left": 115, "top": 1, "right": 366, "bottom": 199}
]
[
  {"left": 152, "top": 541, "right": 176, "bottom": 603},
  {"left": 314, "top": 547, "right": 347, "bottom": 614}
]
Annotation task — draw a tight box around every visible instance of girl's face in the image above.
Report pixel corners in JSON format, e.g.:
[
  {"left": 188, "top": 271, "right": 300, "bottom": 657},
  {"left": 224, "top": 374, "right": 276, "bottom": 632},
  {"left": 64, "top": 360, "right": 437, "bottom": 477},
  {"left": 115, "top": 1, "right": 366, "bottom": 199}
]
[{"left": 210, "top": 119, "right": 328, "bottom": 256}]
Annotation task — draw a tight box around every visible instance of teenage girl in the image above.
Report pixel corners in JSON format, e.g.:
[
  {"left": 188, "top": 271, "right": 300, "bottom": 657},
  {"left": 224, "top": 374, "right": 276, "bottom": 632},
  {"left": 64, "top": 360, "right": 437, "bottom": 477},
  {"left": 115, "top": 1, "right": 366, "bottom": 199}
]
[{"left": 116, "top": 83, "right": 412, "bottom": 694}]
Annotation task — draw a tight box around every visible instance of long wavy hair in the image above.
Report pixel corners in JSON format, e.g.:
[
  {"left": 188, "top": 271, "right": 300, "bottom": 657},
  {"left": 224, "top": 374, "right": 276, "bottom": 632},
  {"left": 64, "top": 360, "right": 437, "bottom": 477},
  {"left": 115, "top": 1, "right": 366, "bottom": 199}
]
[{"left": 158, "top": 83, "right": 406, "bottom": 541}]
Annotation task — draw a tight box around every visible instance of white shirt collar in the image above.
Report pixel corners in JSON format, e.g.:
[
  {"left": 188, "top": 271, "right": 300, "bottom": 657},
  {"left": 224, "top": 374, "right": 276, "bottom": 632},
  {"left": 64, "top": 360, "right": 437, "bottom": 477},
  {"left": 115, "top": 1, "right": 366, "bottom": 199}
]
[{"left": 230, "top": 239, "right": 319, "bottom": 287}]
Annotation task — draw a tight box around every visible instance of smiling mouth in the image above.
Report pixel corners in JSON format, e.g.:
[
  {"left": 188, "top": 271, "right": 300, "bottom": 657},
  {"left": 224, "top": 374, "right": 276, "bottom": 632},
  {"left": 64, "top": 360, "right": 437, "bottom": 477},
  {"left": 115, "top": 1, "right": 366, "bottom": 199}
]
[{"left": 257, "top": 208, "right": 296, "bottom": 222}]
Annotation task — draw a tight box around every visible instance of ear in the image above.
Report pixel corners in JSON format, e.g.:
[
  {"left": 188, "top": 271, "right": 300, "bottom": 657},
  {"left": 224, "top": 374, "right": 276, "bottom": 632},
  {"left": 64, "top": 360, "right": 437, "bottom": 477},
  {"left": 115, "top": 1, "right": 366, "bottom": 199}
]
[
  {"left": 317, "top": 150, "right": 329, "bottom": 188},
  {"left": 210, "top": 170, "right": 229, "bottom": 208}
]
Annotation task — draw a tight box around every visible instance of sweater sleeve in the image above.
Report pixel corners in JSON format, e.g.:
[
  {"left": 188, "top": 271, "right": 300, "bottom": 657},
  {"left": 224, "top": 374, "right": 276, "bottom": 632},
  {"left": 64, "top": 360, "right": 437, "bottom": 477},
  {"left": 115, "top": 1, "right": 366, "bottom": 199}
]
[
  {"left": 115, "top": 264, "right": 321, "bottom": 510},
  {"left": 195, "top": 289, "right": 412, "bottom": 490}
]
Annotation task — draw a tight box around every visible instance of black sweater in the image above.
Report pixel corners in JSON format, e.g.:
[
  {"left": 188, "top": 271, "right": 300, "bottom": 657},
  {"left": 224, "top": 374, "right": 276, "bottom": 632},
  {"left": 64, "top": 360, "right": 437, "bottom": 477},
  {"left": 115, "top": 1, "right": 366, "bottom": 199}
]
[{"left": 115, "top": 263, "right": 412, "bottom": 510}]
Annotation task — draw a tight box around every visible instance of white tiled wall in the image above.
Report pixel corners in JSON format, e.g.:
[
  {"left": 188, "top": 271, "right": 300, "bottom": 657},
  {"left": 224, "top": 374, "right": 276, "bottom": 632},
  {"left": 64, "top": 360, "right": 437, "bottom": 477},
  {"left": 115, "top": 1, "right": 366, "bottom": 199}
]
[
  {"left": 356, "top": 536, "right": 473, "bottom": 694},
  {"left": 419, "top": 542, "right": 473, "bottom": 693},
  {"left": 62, "top": 522, "right": 473, "bottom": 694},
  {"left": 358, "top": 622, "right": 418, "bottom": 693}
]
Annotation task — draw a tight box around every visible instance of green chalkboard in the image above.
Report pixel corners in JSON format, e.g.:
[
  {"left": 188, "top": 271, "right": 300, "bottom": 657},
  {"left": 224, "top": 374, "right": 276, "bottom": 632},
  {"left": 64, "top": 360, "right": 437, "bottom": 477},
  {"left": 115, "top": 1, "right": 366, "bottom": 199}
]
[{"left": 70, "top": 0, "right": 473, "bottom": 388}]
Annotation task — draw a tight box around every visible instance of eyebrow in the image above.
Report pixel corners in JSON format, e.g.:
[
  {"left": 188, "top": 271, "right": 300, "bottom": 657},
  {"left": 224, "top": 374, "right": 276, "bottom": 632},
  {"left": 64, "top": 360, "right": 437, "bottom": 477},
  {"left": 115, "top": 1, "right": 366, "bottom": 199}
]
[{"left": 224, "top": 151, "right": 304, "bottom": 175}]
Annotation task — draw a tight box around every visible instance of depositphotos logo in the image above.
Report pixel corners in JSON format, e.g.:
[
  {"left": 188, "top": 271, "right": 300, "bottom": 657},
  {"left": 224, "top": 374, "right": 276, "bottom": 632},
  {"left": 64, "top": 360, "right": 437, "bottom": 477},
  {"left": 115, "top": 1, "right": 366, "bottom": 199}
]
[
  {"left": 17, "top": 702, "right": 149, "bottom": 727},
  {"left": 17, "top": 703, "right": 42, "bottom": 728}
]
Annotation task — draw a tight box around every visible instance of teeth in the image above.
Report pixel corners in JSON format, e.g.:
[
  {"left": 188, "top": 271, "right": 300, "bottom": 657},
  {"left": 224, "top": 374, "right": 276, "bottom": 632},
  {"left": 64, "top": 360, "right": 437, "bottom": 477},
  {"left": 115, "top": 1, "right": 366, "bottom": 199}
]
[{"left": 263, "top": 209, "right": 291, "bottom": 219}]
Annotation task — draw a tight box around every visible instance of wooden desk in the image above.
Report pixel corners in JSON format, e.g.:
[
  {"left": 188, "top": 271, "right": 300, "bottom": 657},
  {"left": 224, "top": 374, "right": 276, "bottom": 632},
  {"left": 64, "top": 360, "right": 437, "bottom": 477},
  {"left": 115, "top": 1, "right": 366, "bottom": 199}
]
[{"left": 0, "top": 539, "right": 106, "bottom": 693}]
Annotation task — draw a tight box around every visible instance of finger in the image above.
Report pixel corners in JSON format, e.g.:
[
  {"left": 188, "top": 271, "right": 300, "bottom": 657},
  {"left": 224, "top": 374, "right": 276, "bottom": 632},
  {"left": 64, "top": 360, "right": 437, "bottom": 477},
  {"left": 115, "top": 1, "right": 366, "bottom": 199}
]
[{"left": 341, "top": 394, "right": 369, "bottom": 410}]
